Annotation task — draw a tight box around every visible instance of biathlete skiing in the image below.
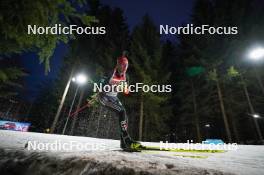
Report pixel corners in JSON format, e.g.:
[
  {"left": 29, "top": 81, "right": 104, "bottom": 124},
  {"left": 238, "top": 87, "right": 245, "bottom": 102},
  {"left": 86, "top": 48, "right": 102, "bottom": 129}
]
[
  {"left": 96, "top": 51, "right": 144, "bottom": 151},
  {"left": 70, "top": 51, "right": 144, "bottom": 151}
]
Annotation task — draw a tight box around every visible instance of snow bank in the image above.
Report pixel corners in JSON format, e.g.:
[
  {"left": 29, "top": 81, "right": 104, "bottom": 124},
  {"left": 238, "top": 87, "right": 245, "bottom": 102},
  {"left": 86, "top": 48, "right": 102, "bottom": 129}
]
[
  {"left": 0, "top": 130, "right": 263, "bottom": 175},
  {"left": 0, "top": 148, "right": 226, "bottom": 175}
]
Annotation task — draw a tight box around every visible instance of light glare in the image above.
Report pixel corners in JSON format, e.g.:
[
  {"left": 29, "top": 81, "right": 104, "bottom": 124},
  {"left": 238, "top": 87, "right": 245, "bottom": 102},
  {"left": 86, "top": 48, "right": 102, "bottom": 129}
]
[
  {"left": 76, "top": 74, "right": 87, "bottom": 85},
  {"left": 205, "top": 124, "right": 210, "bottom": 128},
  {"left": 253, "top": 114, "right": 260, "bottom": 118},
  {"left": 249, "top": 47, "right": 264, "bottom": 60}
]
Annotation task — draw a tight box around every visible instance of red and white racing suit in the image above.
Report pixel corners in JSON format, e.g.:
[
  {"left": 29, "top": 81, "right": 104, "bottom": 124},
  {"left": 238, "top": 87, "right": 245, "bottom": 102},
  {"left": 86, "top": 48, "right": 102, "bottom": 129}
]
[{"left": 98, "top": 56, "right": 132, "bottom": 148}]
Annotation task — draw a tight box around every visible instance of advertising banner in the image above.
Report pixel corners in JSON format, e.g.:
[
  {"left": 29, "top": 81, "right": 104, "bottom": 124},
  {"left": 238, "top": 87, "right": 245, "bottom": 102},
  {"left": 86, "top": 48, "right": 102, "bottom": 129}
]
[{"left": 0, "top": 120, "right": 31, "bottom": 132}]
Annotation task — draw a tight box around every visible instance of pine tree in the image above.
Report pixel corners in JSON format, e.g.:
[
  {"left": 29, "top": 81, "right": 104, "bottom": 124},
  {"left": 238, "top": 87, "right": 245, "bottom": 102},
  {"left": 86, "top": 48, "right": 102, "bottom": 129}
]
[
  {"left": 0, "top": 0, "right": 97, "bottom": 72},
  {"left": 174, "top": 0, "right": 264, "bottom": 143},
  {"left": 129, "top": 15, "right": 172, "bottom": 141},
  {"left": 0, "top": 57, "right": 27, "bottom": 98}
]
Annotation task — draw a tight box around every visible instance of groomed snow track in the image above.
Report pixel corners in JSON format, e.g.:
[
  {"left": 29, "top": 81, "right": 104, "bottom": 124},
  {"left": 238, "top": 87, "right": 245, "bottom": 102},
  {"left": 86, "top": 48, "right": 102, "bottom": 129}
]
[{"left": 0, "top": 130, "right": 263, "bottom": 175}]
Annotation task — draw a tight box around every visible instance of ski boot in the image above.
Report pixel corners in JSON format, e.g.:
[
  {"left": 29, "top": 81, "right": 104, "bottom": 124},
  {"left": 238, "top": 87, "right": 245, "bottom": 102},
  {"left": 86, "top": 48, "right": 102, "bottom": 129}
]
[{"left": 121, "top": 137, "right": 145, "bottom": 152}]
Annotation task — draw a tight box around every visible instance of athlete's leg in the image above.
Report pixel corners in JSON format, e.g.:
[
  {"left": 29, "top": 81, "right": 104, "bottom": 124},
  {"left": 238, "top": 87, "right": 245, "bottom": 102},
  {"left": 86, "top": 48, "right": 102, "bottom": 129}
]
[
  {"left": 118, "top": 105, "right": 134, "bottom": 148},
  {"left": 98, "top": 93, "right": 132, "bottom": 147}
]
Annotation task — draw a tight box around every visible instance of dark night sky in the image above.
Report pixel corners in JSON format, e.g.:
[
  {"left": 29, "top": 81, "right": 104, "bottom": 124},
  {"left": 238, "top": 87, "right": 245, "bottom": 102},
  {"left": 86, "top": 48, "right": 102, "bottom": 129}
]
[
  {"left": 101, "top": 0, "right": 194, "bottom": 31},
  {"left": 21, "top": 0, "right": 194, "bottom": 101},
  {"left": 21, "top": 44, "right": 68, "bottom": 100}
]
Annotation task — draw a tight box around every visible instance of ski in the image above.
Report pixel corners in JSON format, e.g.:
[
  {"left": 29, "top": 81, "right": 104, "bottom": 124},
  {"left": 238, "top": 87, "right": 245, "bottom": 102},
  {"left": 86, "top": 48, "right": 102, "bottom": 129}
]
[
  {"left": 140, "top": 146, "right": 226, "bottom": 153},
  {"left": 122, "top": 148, "right": 142, "bottom": 152}
]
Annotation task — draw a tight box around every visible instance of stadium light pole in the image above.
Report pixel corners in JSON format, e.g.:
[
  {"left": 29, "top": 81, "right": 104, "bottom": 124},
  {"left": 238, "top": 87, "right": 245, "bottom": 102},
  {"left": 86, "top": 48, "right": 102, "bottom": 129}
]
[
  {"left": 62, "top": 74, "right": 87, "bottom": 135},
  {"left": 246, "top": 47, "right": 264, "bottom": 142},
  {"left": 248, "top": 47, "right": 264, "bottom": 95},
  {"left": 241, "top": 74, "right": 263, "bottom": 143},
  {"left": 204, "top": 124, "right": 211, "bottom": 139},
  {"left": 50, "top": 69, "right": 74, "bottom": 133}
]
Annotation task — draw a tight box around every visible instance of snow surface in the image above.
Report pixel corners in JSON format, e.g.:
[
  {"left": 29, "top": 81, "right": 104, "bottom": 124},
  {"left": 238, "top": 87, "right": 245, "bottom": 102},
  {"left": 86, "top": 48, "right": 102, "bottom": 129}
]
[{"left": 0, "top": 130, "right": 264, "bottom": 175}]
